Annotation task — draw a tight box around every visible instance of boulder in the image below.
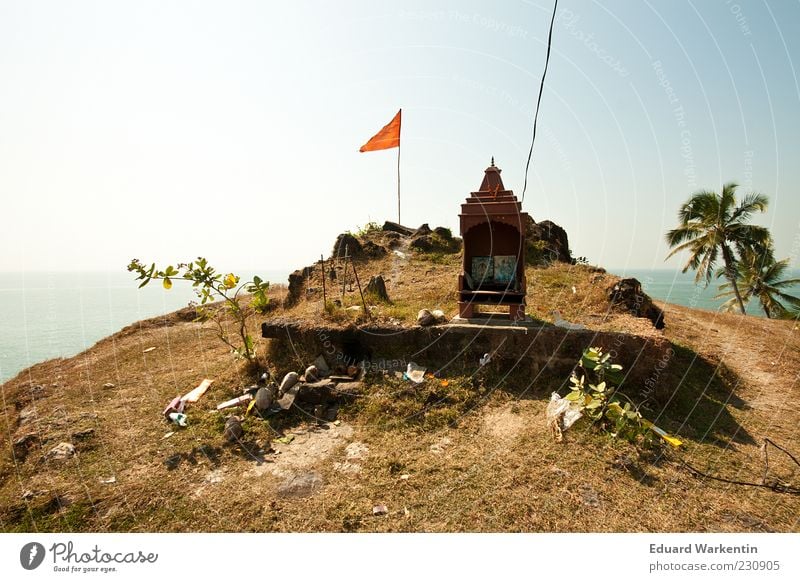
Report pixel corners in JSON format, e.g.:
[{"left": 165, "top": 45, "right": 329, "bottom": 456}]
[
  {"left": 296, "top": 379, "right": 338, "bottom": 405},
  {"left": 525, "top": 217, "right": 572, "bottom": 264},
  {"left": 47, "top": 442, "right": 76, "bottom": 461},
  {"left": 332, "top": 232, "right": 363, "bottom": 259},
  {"left": 382, "top": 221, "right": 414, "bottom": 236},
  {"left": 607, "top": 278, "right": 665, "bottom": 329}
]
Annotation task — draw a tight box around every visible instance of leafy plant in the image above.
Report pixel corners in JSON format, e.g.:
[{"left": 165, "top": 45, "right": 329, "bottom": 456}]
[
  {"left": 127, "top": 257, "right": 271, "bottom": 362},
  {"left": 354, "top": 221, "right": 382, "bottom": 237},
  {"left": 565, "top": 347, "right": 652, "bottom": 444}
]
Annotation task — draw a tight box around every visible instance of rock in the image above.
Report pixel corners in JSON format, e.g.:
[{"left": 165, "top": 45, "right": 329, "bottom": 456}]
[
  {"left": 525, "top": 217, "right": 572, "bottom": 264},
  {"left": 46, "top": 442, "right": 76, "bottom": 461},
  {"left": 102, "top": 382, "right": 115, "bottom": 389},
  {"left": 277, "top": 471, "right": 323, "bottom": 498},
  {"left": 372, "top": 504, "right": 389, "bottom": 516},
  {"left": 296, "top": 379, "right": 338, "bottom": 405},
  {"left": 284, "top": 268, "right": 310, "bottom": 307},
  {"left": 409, "top": 234, "right": 435, "bottom": 252},
  {"left": 254, "top": 386, "right": 274, "bottom": 412},
  {"left": 17, "top": 407, "right": 37, "bottom": 426},
  {"left": 417, "top": 309, "right": 436, "bottom": 326},
  {"left": 277, "top": 384, "right": 300, "bottom": 410},
  {"left": 431, "top": 309, "right": 446, "bottom": 323},
  {"left": 332, "top": 232, "right": 363, "bottom": 259},
  {"left": 382, "top": 221, "right": 414, "bottom": 236},
  {"left": 364, "top": 275, "right": 390, "bottom": 302},
  {"left": 345, "top": 442, "right": 369, "bottom": 460},
  {"left": 314, "top": 355, "right": 330, "bottom": 374},
  {"left": 223, "top": 416, "right": 244, "bottom": 444},
  {"left": 304, "top": 365, "right": 321, "bottom": 383},
  {"left": 413, "top": 223, "right": 432, "bottom": 237},
  {"left": 279, "top": 371, "right": 300, "bottom": 396},
  {"left": 361, "top": 240, "right": 388, "bottom": 258},
  {"left": 334, "top": 381, "right": 365, "bottom": 396},
  {"left": 71, "top": 428, "right": 95, "bottom": 441},
  {"left": 607, "top": 278, "right": 665, "bottom": 329},
  {"left": 13, "top": 434, "right": 39, "bottom": 461},
  {"left": 433, "top": 226, "right": 453, "bottom": 240}
]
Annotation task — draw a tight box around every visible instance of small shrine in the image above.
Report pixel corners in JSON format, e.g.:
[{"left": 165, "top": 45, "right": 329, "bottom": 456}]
[{"left": 458, "top": 159, "right": 529, "bottom": 320}]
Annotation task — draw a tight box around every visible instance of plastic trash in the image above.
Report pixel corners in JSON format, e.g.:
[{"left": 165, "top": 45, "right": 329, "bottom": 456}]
[
  {"left": 168, "top": 412, "right": 188, "bottom": 427},
  {"left": 163, "top": 395, "right": 185, "bottom": 419},
  {"left": 479, "top": 353, "right": 491, "bottom": 367},
  {"left": 546, "top": 392, "right": 582, "bottom": 442},
  {"left": 404, "top": 362, "right": 426, "bottom": 384},
  {"left": 216, "top": 394, "right": 253, "bottom": 410}
]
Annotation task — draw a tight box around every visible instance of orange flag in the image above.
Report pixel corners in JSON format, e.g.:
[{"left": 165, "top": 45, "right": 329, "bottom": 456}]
[{"left": 359, "top": 109, "right": 401, "bottom": 152}]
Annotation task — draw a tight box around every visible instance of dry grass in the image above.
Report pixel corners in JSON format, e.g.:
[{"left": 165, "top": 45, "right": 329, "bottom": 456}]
[{"left": 1, "top": 233, "right": 799, "bottom": 532}]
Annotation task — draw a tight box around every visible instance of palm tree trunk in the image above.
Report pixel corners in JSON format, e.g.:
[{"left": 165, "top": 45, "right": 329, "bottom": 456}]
[
  {"left": 762, "top": 304, "right": 772, "bottom": 318},
  {"left": 721, "top": 244, "right": 747, "bottom": 315}
]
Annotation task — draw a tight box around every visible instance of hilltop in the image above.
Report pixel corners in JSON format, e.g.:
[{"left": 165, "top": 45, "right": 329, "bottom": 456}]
[{"left": 1, "top": 223, "right": 799, "bottom": 532}]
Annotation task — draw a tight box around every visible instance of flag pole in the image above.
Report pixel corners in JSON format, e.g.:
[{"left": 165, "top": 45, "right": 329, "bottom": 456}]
[{"left": 397, "top": 139, "right": 401, "bottom": 224}]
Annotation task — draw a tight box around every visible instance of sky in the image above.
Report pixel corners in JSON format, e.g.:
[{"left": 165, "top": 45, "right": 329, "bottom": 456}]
[{"left": 1, "top": 0, "right": 799, "bottom": 275}]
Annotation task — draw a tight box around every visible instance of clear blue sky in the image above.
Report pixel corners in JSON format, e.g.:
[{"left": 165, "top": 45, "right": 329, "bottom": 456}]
[{"left": 1, "top": 0, "right": 798, "bottom": 274}]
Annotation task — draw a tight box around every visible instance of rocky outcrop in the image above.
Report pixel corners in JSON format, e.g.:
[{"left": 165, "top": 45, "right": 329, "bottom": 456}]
[
  {"left": 525, "top": 217, "right": 572, "bottom": 264},
  {"left": 607, "top": 278, "right": 666, "bottom": 329}
]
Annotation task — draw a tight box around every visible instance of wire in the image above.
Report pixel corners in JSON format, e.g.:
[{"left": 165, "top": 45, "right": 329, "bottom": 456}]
[{"left": 521, "top": 0, "right": 559, "bottom": 203}]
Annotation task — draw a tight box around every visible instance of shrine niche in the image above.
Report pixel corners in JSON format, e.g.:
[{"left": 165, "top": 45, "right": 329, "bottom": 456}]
[{"left": 458, "top": 159, "right": 529, "bottom": 320}]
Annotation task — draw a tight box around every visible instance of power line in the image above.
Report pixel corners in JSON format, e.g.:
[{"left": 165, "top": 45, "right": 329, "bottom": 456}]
[{"left": 521, "top": 0, "right": 559, "bottom": 203}]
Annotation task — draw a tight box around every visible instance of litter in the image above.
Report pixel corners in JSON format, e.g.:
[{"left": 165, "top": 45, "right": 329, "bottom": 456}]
[
  {"left": 99, "top": 476, "right": 116, "bottom": 485},
  {"left": 168, "top": 412, "right": 188, "bottom": 427},
  {"left": 550, "top": 310, "right": 586, "bottom": 331},
  {"left": 273, "top": 434, "right": 295, "bottom": 445},
  {"left": 143, "top": 347, "right": 157, "bottom": 353},
  {"left": 440, "top": 379, "right": 450, "bottom": 387},
  {"left": 546, "top": 392, "right": 583, "bottom": 442},
  {"left": 181, "top": 378, "right": 213, "bottom": 403},
  {"left": 641, "top": 419, "right": 682, "bottom": 447},
  {"left": 162, "top": 431, "right": 175, "bottom": 439},
  {"left": 479, "top": 353, "right": 491, "bottom": 367},
  {"left": 372, "top": 504, "right": 389, "bottom": 516},
  {"left": 276, "top": 384, "right": 300, "bottom": 410},
  {"left": 163, "top": 396, "right": 185, "bottom": 419},
  {"left": 404, "top": 362, "right": 426, "bottom": 384},
  {"left": 393, "top": 250, "right": 406, "bottom": 259},
  {"left": 216, "top": 394, "right": 253, "bottom": 410}
]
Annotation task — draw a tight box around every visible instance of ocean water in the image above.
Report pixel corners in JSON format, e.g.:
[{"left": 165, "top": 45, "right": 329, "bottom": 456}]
[
  {"left": 0, "top": 270, "right": 289, "bottom": 383},
  {"left": 0, "top": 268, "right": 797, "bottom": 384}
]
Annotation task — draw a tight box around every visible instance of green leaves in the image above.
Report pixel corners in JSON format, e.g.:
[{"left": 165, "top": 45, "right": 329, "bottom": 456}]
[
  {"left": 127, "top": 257, "right": 271, "bottom": 362},
  {"left": 566, "top": 347, "right": 650, "bottom": 444}
]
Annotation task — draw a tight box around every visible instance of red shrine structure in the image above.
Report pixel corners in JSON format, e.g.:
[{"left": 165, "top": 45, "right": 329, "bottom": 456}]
[{"left": 458, "top": 159, "right": 529, "bottom": 321}]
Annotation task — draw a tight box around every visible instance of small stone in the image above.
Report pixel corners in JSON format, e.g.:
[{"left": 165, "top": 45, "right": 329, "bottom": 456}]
[
  {"left": 276, "top": 384, "right": 300, "bottom": 410},
  {"left": 279, "top": 371, "right": 300, "bottom": 396},
  {"left": 417, "top": 309, "right": 435, "bottom": 326},
  {"left": 102, "top": 382, "right": 115, "bottom": 389},
  {"left": 304, "top": 365, "right": 321, "bottom": 383},
  {"left": 254, "top": 386, "right": 273, "bottom": 412},
  {"left": 314, "top": 355, "right": 330, "bottom": 373},
  {"left": 431, "top": 309, "right": 446, "bottom": 323},
  {"left": 47, "top": 442, "right": 76, "bottom": 461},
  {"left": 372, "top": 504, "right": 389, "bottom": 516},
  {"left": 277, "top": 471, "right": 323, "bottom": 498},
  {"left": 400, "top": 474, "right": 411, "bottom": 480},
  {"left": 71, "top": 428, "right": 95, "bottom": 441},
  {"left": 223, "top": 416, "right": 244, "bottom": 443}
]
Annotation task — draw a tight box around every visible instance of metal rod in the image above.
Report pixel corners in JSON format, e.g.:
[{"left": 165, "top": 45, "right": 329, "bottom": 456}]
[
  {"left": 320, "top": 254, "right": 327, "bottom": 312},
  {"left": 350, "top": 259, "right": 370, "bottom": 319},
  {"left": 341, "top": 245, "right": 349, "bottom": 300}
]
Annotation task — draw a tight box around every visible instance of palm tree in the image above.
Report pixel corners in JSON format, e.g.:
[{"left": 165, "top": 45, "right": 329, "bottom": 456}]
[
  {"left": 715, "top": 246, "right": 800, "bottom": 318},
  {"left": 665, "top": 182, "right": 770, "bottom": 314}
]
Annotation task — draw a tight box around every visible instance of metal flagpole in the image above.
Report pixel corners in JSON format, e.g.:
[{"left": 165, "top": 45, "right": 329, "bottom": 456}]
[{"left": 397, "top": 140, "right": 401, "bottom": 225}]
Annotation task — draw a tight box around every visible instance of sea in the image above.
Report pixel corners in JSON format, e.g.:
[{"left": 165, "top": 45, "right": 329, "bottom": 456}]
[{"left": 0, "top": 268, "right": 797, "bottom": 383}]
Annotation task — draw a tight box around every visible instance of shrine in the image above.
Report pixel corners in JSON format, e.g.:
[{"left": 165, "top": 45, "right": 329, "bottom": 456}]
[{"left": 458, "top": 159, "right": 529, "bottom": 321}]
